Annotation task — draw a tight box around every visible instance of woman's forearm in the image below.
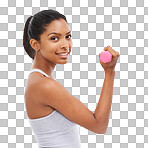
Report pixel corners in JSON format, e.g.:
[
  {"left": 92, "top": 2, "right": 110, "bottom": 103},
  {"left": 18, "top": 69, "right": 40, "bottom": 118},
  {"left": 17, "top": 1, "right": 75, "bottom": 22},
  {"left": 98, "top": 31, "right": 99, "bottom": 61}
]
[{"left": 94, "top": 70, "right": 115, "bottom": 133}]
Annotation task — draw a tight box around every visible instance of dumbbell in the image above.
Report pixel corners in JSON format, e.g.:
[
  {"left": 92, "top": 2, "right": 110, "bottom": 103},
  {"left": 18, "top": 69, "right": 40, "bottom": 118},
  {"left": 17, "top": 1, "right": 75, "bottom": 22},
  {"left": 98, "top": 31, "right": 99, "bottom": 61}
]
[{"left": 100, "top": 51, "right": 112, "bottom": 63}]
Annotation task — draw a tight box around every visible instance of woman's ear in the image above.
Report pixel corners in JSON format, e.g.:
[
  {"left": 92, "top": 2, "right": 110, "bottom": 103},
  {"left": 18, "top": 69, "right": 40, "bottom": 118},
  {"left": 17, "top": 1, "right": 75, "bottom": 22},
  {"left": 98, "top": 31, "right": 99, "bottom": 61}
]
[{"left": 30, "top": 39, "right": 40, "bottom": 51}]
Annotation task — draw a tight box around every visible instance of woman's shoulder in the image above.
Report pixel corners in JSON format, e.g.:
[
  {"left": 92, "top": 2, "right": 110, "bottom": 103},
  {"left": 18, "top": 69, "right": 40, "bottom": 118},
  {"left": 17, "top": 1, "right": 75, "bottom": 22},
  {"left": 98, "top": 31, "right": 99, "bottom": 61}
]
[
  {"left": 25, "top": 73, "right": 55, "bottom": 96},
  {"left": 28, "top": 73, "right": 54, "bottom": 86},
  {"left": 24, "top": 74, "right": 56, "bottom": 119}
]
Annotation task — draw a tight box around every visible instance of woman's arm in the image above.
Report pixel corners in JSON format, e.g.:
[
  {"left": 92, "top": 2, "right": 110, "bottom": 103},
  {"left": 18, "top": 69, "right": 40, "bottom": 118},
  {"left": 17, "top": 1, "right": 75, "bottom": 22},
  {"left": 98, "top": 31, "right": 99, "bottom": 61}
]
[
  {"left": 94, "top": 70, "right": 115, "bottom": 133},
  {"left": 93, "top": 45, "right": 119, "bottom": 133}
]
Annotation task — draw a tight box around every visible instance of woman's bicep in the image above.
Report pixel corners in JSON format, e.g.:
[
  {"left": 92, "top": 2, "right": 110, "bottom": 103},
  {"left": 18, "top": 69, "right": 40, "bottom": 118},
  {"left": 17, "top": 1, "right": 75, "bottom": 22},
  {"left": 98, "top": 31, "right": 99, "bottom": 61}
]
[{"left": 40, "top": 79, "right": 100, "bottom": 134}]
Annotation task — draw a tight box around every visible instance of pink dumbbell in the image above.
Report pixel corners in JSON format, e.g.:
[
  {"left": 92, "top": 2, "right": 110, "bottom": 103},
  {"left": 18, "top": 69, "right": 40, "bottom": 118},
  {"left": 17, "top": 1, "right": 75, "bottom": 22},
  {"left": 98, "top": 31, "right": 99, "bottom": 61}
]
[{"left": 100, "top": 51, "right": 112, "bottom": 63}]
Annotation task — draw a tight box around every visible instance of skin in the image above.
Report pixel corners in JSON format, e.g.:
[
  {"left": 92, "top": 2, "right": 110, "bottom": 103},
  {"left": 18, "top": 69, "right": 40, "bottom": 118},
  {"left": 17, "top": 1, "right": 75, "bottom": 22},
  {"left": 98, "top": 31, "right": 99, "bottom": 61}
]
[{"left": 29, "top": 18, "right": 72, "bottom": 77}]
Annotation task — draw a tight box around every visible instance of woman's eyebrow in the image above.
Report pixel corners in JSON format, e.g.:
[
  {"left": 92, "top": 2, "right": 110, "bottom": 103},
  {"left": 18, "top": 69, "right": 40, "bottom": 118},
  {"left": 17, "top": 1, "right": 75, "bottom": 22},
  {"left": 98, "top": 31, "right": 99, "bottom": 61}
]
[{"left": 48, "top": 31, "right": 71, "bottom": 36}]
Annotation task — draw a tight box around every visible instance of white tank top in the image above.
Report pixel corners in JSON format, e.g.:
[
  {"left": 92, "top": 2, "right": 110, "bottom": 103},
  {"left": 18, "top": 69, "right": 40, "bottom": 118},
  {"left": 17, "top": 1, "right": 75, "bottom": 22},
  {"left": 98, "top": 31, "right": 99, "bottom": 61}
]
[{"left": 27, "top": 69, "right": 81, "bottom": 148}]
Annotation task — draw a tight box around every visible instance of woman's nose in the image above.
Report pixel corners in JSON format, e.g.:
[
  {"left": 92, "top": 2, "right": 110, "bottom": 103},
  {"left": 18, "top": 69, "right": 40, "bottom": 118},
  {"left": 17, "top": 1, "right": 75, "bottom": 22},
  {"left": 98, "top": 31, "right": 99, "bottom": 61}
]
[{"left": 60, "top": 39, "right": 69, "bottom": 49}]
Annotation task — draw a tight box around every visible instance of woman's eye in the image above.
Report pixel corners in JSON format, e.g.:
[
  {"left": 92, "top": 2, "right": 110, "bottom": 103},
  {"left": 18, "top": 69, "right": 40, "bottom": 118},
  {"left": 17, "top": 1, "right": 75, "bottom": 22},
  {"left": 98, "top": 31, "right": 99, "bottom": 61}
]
[
  {"left": 51, "top": 35, "right": 72, "bottom": 40},
  {"left": 51, "top": 37, "right": 58, "bottom": 40},
  {"left": 66, "top": 35, "right": 72, "bottom": 39}
]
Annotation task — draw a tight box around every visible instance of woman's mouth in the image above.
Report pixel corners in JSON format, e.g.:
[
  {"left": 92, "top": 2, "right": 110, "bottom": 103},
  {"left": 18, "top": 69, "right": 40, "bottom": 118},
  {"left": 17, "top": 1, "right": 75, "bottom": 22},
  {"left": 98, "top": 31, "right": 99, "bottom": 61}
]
[{"left": 55, "top": 52, "right": 69, "bottom": 58}]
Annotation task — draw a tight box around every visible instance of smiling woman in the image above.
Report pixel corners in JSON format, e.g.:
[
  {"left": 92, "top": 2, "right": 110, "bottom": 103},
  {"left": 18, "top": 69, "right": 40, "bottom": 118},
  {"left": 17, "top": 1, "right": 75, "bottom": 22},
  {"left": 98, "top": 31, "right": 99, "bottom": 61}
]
[
  {"left": 23, "top": 9, "right": 82, "bottom": 148},
  {"left": 23, "top": 9, "right": 119, "bottom": 148}
]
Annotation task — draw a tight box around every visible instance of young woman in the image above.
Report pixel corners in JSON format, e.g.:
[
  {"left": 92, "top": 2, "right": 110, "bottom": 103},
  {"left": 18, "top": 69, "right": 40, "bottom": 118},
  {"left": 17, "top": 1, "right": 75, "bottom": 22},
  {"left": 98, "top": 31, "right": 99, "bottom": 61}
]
[{"left": 23, "top": 9, "right": 120, "bottom": 148}]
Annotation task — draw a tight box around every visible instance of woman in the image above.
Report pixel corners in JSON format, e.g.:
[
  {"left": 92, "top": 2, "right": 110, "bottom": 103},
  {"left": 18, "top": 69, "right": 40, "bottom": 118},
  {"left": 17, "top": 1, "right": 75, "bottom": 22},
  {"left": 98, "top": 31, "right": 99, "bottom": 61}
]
[{"left": 23, "top": 9, "right": 120, "bottom": 148}]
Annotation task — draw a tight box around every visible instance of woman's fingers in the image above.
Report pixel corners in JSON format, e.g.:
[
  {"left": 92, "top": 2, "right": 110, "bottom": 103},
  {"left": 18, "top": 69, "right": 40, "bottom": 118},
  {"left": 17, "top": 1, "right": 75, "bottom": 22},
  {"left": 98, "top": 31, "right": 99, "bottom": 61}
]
[{"left": 104, "top": 45, "right": 120, "bottom": 59}]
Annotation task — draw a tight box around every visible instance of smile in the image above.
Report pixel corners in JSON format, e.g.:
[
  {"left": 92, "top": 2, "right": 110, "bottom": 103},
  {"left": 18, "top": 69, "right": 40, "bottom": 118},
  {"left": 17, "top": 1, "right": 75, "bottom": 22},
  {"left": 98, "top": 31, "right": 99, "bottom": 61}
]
[
  {"left": 56, "top": 52, "right": 69, "bottom": 55},
  {"left": 55, "top": 52, "right": 69, "bottom": 58}
]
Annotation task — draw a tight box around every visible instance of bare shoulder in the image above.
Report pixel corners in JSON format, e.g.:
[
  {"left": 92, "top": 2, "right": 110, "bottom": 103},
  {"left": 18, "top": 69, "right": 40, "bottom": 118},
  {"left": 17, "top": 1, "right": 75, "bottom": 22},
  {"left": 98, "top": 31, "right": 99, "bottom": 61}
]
[
  {"left": 38, "top": 78, "right": 103, "bottom": 134},
  {"left": 24, "top": 74, "right": 53, "bottom": 103}
]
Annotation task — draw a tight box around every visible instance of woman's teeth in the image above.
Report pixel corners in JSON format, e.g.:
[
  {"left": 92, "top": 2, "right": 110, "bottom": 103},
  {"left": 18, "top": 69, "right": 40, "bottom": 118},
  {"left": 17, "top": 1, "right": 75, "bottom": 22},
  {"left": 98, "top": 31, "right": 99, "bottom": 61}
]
[{"left": 56, "top": 52, "right": 68, "bottom": 55}]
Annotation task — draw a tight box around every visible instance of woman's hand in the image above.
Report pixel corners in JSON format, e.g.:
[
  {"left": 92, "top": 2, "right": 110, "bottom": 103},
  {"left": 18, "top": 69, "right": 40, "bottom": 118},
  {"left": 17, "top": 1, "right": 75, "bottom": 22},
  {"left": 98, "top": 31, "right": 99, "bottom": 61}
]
[{"left": 99, "top": 45, "right": 120, "bottom": 73}]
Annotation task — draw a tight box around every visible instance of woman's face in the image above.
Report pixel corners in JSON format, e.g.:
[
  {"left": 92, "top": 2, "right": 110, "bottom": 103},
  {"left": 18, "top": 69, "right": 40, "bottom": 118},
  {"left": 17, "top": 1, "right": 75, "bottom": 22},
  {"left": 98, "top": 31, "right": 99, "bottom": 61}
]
[{"left": 38, "top": 18, "right": 72, "bottom": 64}]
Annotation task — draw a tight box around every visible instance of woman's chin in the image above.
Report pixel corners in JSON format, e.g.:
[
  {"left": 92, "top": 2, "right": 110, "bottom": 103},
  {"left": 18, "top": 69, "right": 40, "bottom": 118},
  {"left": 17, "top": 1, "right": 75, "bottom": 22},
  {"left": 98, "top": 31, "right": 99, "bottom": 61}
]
[
  {"left": 55, "top": 58, "right": 68, "bottom": 64},
  {"left": 56, "top": 55, "right": 70, "bottom": 64},
  {"left": 58, "top": 60, "right": 68, "bottom": 64}
]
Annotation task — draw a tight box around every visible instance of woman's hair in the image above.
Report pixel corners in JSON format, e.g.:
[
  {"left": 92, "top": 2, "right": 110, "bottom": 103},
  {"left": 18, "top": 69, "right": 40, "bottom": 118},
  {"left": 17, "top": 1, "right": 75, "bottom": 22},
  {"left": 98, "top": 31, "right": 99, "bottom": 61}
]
[{"left": 23, "top": 9, "right": 68, "bottom": 60}]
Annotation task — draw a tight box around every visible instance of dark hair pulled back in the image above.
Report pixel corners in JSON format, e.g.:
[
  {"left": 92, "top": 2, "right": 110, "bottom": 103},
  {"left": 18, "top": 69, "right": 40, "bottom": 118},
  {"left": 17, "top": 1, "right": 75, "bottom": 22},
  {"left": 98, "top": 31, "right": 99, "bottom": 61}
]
[{"left": 23, "top": 9, "right": 67, "bottom": 60}]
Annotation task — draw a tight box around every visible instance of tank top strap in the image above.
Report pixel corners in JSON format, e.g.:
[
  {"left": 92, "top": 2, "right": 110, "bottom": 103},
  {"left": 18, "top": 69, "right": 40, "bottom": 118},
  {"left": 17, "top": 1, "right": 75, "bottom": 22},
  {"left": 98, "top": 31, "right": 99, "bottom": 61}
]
[{"left": 28, "top": 69, "right": 51, "bottom": 78}]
